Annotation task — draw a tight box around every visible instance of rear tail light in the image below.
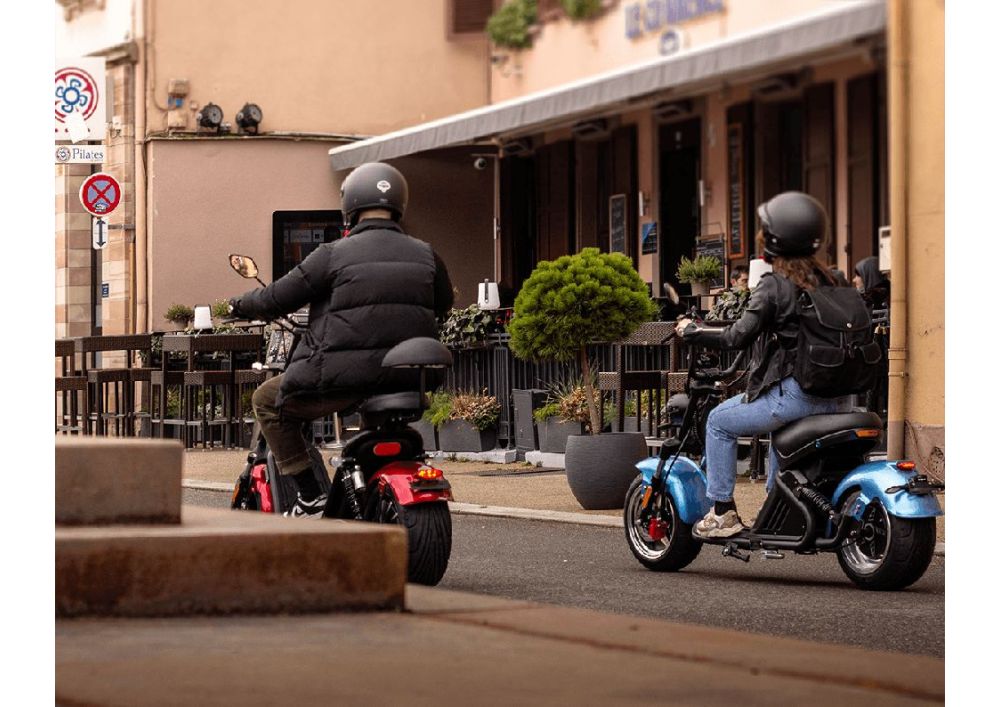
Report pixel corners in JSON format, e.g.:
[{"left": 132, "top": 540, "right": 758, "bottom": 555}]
[
  {"left": 896, "top": 461, "right": 916, "bottom": 471},
  {"left": 855, "top": 428, "right": 881, "bottom": 438},
  {"left": 373, "top": 442, "right": 402, "bottom": 457},
  {"left": 415, "top": 466, "right": 443, "bottom": 480}
]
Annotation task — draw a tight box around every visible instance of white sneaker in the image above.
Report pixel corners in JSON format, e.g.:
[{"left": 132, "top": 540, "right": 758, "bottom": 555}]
[
  {"left": 283, "top": 493, "right": 327, "bottom": 519},
  {"left": 693, "top": 510, "right": 745, "bottom": 538}
]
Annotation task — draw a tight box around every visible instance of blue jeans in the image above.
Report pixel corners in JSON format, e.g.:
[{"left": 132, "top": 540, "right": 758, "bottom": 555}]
[{"left": 704, "top": 376, "right": 852, "bottom": 502}]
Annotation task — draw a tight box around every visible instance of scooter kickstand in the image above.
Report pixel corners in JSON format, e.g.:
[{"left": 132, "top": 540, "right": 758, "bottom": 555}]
[{"left": 721, "top": 543, "right": 751, "bottom": 563}]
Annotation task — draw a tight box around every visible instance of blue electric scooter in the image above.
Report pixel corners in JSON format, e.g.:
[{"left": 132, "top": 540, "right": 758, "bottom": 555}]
[{"left": 623, "top": 341, "right": 943, "bottom": 591}]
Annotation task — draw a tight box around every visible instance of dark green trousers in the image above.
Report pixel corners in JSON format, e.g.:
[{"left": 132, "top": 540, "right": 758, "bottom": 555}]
[{"left": 251, "top": 374, "right": 360, "bottom": 476}]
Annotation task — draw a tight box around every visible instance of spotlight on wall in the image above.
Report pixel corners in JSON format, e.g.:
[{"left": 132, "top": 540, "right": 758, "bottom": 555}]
[
  {"left": 501, "top": 138, "right": 533, "bottom": 157},
  {"left": 653, "top": 99, "right": 693, "bottom": 122},
  {"left": 196, "top": 102, "right": 224, "bottom": 131},
  {"left": 236, "top": 103, "right": 263, "bottom": 134},
  {"left": 571, "top": 118, "right": 610, "bottom": 141}
]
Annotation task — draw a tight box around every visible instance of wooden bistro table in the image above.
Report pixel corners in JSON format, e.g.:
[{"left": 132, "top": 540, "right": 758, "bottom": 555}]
[{"left": 158, "top": 332, "right": 263, "bottom": 448}]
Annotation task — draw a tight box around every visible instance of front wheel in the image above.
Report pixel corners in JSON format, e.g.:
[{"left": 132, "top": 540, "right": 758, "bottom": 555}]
[
  {"left": 624, "top": 476, "right": 701, "bottom": 572},
  {"left": 836, "top": 492, "right": 936, "bottom": 591},
  {"left": 368, "top": 488, "right": 452, "bottom": 586}
]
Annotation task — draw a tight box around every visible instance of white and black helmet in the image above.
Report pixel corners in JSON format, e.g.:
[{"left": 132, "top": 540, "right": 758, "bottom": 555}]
[
  {"left": 340, "top": 162, "right": 408, "bottom": 226},
  {"left": 757, "top": 191, "right": 827, "bottom": 260}
]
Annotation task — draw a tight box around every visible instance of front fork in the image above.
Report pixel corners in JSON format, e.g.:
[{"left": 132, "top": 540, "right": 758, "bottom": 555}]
[{"left": 639, "top": 440, "right": 681, "bottom": 535}]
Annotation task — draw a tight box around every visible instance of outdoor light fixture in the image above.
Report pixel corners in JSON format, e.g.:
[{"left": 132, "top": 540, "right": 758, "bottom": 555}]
[
  {"left": 571, "top": 119, "right": 610, "bottom": 141},
  {"left": 236, "top": 102, "right": 263, "bottom": 134},
  {"left": 501, "top": 138, "right": 533, "bottom": 157},
  {"left": 653, "top": 99, "right": 693, "bottom": 122},
  {"left": 196, "top": 102, "right": 224, "bottom": 131}
]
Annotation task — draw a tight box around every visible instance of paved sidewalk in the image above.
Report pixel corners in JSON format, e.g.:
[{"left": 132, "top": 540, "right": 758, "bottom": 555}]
[
  {"left": 56, "top": 584, "right": 944, "bottom": 705},
  {"left": 181, "top": 449, "right": 944, "bottom": 542}
]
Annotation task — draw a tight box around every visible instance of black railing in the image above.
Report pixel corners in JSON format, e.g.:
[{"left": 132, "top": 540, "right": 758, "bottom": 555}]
[{"left": 443, "top": 333, "right": 679, "bottom": 445}]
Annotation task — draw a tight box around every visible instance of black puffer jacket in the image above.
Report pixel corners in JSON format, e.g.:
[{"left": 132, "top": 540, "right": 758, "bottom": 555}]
[
  {"left": 682, "top": 272, "right": 826, "bottom": 402},
  {"left": 236, "top": 219, "right": 454, "bottom": 406}
]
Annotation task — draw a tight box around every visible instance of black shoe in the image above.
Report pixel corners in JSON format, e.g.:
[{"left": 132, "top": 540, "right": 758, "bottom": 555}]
[{"left": 283, "top": 493, "right": 327, "bottom": 519}]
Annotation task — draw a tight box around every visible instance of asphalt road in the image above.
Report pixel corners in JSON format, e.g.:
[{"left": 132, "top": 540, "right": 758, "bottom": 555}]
[{"left": 183, "top": 488, "right": 944, "bottom": 657}]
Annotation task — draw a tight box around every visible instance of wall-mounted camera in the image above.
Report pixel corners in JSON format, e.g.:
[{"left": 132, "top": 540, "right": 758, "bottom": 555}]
[{"left": 473, "top": 157, "right": 489, "bottom": 171}]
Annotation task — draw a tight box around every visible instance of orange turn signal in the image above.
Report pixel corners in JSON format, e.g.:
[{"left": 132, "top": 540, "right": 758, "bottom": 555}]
[
  {"left": 896, "top": 461, "right": 916, "bottom": 471},
  {"left": 416, "top": 467, "right": 443, "bottom": 480},
  {"left": 855, "top": 428, "right": 881, "bottom": 438}
]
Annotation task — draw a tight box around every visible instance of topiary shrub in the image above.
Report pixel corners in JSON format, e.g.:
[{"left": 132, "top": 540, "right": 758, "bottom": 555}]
[
  {"left": 487, "top": 0, "right": 538, "bottom": 49},
  {"left": 509, "top": 247, "right": 658, "bottom": 434},
  {"left": 560, "top": 0, "right": 603, "bottom": 21}
]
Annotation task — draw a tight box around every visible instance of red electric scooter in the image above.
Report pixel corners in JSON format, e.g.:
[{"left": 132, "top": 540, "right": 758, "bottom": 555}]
[{"left": 226, "top": 254, "right": 454, "bottom": 585}]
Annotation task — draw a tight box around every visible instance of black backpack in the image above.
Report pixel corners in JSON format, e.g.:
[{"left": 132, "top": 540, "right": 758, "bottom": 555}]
[{"left": 793, "top": 285, "right": 883, "bottom": 398}]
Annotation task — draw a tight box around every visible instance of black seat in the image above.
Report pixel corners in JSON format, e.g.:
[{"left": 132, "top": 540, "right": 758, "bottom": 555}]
[
  {"left": 359, "top": 392, "right": 426, "bottom": 414},
  {"left": 772, "top": 411, "right": 883, "bottom": 468}
]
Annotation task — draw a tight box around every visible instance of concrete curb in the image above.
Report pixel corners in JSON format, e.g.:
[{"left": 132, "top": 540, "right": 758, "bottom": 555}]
[{"left": 183, "top": 479, "right": 945, "bottom": 556}]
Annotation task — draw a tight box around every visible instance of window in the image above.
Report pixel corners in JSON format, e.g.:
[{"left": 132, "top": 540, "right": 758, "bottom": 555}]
[
  {"left": 272, "top": 210, "right": 344, "bottom": 280},
  {"left": 450, "top": 0, "right": 495, "bottom": 36}
]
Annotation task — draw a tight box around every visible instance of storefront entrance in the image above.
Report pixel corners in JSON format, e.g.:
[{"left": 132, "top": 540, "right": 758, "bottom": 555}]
[{"left": 658, "top": 118, "right": 701, "bottom": 296}]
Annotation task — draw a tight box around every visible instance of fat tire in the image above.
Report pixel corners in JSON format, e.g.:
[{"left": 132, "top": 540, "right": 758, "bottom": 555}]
[
  {"left": 399, "top": 501, "right": 452, "bottom": 586},
  {"left": 837, "top": 497, "right": 937, "bottom": 591},
  {"left": 624, "top": 476, "right": 702, "bottom": 572}
]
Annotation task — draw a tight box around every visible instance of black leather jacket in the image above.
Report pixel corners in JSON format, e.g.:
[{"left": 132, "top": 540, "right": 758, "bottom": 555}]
[{"left": 681, "top": 272, "right": 801, "bottom": 402}]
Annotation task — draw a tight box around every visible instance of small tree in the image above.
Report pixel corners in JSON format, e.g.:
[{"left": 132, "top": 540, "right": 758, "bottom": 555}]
[{"left": 509, "top": 248, "right": 658, "bottom": 434}]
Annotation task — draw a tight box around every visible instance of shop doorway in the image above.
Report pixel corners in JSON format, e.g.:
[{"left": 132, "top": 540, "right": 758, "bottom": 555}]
[
  {"left": 847, "top": 72, "right": 889, "bottom": 271},
  {"left": 659, "top": 118, "right": 701, "bottom": 296}
]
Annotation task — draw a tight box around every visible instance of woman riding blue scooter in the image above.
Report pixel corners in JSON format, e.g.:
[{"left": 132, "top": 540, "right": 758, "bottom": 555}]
[{"left": 676, "top": 191, "right": 851, "bottom": 538}]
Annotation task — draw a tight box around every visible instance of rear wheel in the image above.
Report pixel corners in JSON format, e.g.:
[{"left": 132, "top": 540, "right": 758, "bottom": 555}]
[
  {"left": 624, "top": 475, "right": 701, "bottom": 571},
  {"left": 369, "top": 488, "right": 452, "bottom": 586},
  {"left": 837, "top": 492, "right": 936, "bottom": 591}
]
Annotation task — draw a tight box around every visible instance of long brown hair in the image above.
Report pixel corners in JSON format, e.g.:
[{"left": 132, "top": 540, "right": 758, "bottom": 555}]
[{"left": 755, "top": 230, "right": 836, "bottom": 291}]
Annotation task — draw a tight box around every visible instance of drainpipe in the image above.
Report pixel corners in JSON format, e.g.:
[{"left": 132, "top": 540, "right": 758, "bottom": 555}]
[
  {"left": 886, "top": 0, "right": 909, "bottom": 459},
  {"left": 134, "top": 0, "right": 149, "bottom": 333}
]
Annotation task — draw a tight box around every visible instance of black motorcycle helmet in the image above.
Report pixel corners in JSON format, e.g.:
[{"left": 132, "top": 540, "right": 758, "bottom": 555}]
[
  {"left": 757, "top": 191, "right": 827, "bottom": 261},
  {"left": 340, "top": 162, "right": 408, "bottom": 226}
]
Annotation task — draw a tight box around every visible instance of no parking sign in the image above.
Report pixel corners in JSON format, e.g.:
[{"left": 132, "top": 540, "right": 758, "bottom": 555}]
[{"left": 79, "top": 173, "right": 121, "bottom": 217}]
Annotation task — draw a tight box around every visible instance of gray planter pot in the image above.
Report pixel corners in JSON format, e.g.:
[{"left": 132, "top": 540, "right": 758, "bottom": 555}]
[
  {"left": 438, "top": 419, "right": 497, "bottom": 452},
  {"left": 564, "top": 432, "right": 648, "bottom": 510},
  {"left": 537, "top": 418, "right": 585, "bottom": 454},
  {"left": 411, "top": 419, "right": 438, "bottom": 452},
  {"left": 610, "top": 416, "right": 654, "bottom": 436}
]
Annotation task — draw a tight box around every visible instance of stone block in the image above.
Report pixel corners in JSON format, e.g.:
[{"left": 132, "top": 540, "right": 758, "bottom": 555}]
[
  {"left": 55, "top": 506, "right": 407, "bottom": 617},
  {"left": 56, "top": 438, "right": 183, "bottom": 525}
]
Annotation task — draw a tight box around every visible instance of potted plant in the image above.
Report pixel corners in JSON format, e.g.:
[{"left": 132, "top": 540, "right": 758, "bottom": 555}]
[
  {"left": 677, "top": 255, "right": 722, "bottom": 296},
  {"left": 414, "top": 391, "right": 450, "bottom": 452},
  {"left": 164, "top": 303, "right": 194, "bottom": 330},
  {"left": 439, "top": 304, "right": 503, "bottom": 349},
  {"left": 487, "top": 0, "right": 538, "bottom": 50},
  {"left": 509, "top": 247, "right": 658, "bottom": 509},
  {"left": 437, "top": 391, "right": 500, "bottom": 453},
  {"left": 607, "top": 390, "right": 663, "bottom": 435},
  {"left": 534, "top": 381, "right": 588, "bottom": 454}
]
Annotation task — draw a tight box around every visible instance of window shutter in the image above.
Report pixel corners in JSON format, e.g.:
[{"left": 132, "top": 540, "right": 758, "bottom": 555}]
[{"left": 452, "top": 0, "right": 495, "bottom": 35}]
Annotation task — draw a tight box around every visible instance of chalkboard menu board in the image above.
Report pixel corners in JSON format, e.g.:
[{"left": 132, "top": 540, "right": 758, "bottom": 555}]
[
  {"left": 609, "top": 194, "right": 627, "bottom": 254},
  {"left": 696, "top": 238, "right": 726, "bottom": 290},
  {"left": 727, "top": 124, "right": 745, "bottom": 259}
]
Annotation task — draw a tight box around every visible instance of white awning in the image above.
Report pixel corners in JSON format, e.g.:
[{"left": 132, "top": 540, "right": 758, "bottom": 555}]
[{"left": 329, "top": 0, "right": 884, "bottom": 171}]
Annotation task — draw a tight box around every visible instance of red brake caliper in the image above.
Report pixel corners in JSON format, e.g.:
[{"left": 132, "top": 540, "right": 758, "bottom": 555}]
[{"left": 648, "top": 518, "right": 668, "bottom": 541}]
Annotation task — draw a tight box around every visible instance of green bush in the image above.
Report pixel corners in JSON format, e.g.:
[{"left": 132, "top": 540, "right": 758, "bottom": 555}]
[
  {"left": 676, "top": 255, "right": 722, "bottom": 284},
  {"left": 533, "top": 401, "right": 562, "bottom": 423},
  {"left": 561, "top": 0, "right": 603, "bottom": 21},
  {"left": 164, "top": 303, "right": 194, "bottom": 326},
  {"left": 487, "top": 0, "right": 538, "bottom": 49},
  {"left": 211, "top": 299, "right": 232, "bottom": 319},
  {"left": 439, "top": 304, "right": 501, "bottom": 348},
  {"left": 423, "top": 391, "right": 453, "bottom": 428},
  {"left": 509, "top": 247, "right": 657, "bottom": 433}
]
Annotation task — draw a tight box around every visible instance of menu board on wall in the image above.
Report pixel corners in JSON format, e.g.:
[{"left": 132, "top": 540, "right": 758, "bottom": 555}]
[
  {"left": 609, "top": 194, "right": 627, "bottom": 254},
  {"left": 727, "top": 124, "right": 745, "bottom": 259},
  {"left": 696, "top": 238, "right": 727, "bottom": 290}
]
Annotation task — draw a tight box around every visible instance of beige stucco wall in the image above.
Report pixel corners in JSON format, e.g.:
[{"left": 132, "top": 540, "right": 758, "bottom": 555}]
[
  {"left": 900, "top": 0, "right": 944, "bottom": 440},
  {"left": 147, "top": 0, "right": 490, "bottom": 136},
  {"left": 492, "top": 0, "right": 854, "bottom": 102},
  {"left": 147, "top": 139, "right": 493, "bottom": 327}
]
